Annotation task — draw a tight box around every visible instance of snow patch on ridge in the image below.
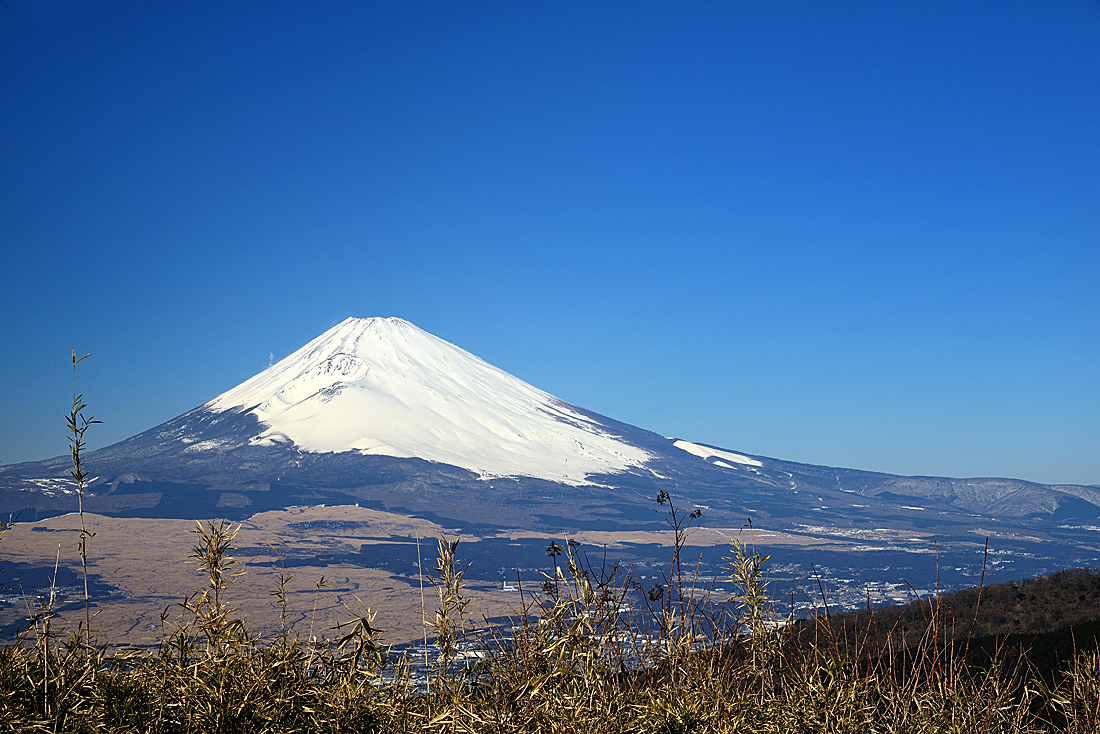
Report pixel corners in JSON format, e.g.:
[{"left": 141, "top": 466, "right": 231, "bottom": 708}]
[
  {"left": 672, "top": 440, "right": 763, "bottom": 467},
  {"left": 183, "top": 439, "right": 230, "bottom": 453},
  {"left": 205, "top": 317, "right": 653, "bottom": 485}
]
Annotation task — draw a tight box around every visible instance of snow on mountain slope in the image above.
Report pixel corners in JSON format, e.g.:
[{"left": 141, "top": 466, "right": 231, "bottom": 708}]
[
  {"left": 672, "top": 439, "right": 763, "bottom": 467},
  {"left": 205, "top": 317, "right": 652, "bottom": 485}
]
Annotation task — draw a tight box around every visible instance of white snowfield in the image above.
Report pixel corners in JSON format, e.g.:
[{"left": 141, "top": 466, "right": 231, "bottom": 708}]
[
  {"left": 206, "top": 317, "right": 653, "bottom": 485},
  {"left": 672, "top": 439, "right": 763, "bottom": 467}
]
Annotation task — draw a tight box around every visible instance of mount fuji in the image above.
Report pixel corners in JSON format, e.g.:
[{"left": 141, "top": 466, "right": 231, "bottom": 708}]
[
  {"left": 205, "top": 317, "right": 654, "bottom": 485},
  {"left": 2, "top": 318, "right": 1099, "bottom": 542}
]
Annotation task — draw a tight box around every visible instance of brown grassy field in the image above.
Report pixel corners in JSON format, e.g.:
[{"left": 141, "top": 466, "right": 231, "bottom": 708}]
[{"left": 0, "top": 504, "right": 847, "bottom": 647}]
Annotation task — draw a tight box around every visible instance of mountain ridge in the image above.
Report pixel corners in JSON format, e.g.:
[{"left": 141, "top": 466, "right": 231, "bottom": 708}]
[{"left": 1, "top": 318, "right": 1097, "bottom": 539}]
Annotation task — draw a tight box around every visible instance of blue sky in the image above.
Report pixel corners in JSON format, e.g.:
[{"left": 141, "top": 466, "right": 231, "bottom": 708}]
[{"left": 2, "top": 2, "right": 1097, "bottom": 485}]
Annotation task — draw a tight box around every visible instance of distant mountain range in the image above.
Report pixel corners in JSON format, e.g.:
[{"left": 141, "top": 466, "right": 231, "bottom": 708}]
[{"left": 2, "top": 318, "right": 1098, "bottom": 544}]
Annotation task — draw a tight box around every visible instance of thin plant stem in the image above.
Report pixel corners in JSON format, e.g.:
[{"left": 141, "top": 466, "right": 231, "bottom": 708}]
[
  {"left": 68, "top": 349, "right": 99, "bottom": 636},
  {"left": 417, "top": 531, "right": 429, "bottom": 694}
]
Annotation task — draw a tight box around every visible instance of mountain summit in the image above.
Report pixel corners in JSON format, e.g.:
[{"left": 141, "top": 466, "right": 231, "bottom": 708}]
[{"left": 203, "top": 317, "right": 651, "bottom": 485}]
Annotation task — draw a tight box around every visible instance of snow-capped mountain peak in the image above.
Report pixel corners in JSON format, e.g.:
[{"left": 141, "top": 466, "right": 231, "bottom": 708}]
[{"left": 205, "top": 317, "right": 652, "bottom": 484}]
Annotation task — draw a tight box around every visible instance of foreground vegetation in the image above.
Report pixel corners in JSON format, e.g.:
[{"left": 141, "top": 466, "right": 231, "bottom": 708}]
[{"left": 4, "top": 508, "right": 1100, "bottom": 733}]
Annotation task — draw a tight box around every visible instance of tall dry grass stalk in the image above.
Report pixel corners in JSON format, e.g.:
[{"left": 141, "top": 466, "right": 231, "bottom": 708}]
[{"left": 67, "top": 349, "right": 100, "bottom": 635}]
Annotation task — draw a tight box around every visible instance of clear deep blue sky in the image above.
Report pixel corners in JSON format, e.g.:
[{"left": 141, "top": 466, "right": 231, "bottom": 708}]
[{"left": 2, "top": 2, "right": 1097, "bottom": 485}]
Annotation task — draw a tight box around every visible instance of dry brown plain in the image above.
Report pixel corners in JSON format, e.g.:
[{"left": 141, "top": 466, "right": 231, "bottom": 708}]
[{"left": 0, "top": 504, "right": 848, "bottom": 647}]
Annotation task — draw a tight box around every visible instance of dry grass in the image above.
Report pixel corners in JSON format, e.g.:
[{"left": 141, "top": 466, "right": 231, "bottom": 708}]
[{"left": 2, "top": 497, "right": 1098, "bottom": 733}]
